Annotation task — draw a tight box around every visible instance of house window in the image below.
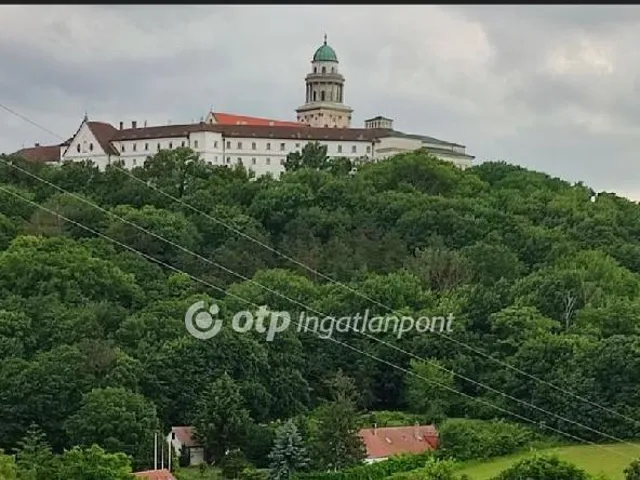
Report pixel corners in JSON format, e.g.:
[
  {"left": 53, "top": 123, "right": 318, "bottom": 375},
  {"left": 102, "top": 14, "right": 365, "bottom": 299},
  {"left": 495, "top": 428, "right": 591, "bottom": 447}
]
[
  {"left": 238, "top": 141, "right": 243, "bottom": 149},
  {"left": 295, "top": 143, "right": 300, "bottom": 148},
  {"left": 76, "top": 144, "right": 81, "bottom": 153},
  {"left": 214, "top": 141, "right": 217, "bottom": 148},
  {"left": 252, "top": 158, "right": 256, "bottom": 165},
  {"left": 351, "top": 145, "right": 356, "bottom": 153},
  {"left": 252, "top": 142, "right": 256, "bottom": 150},
  {"left": 237, "top": 158, "right": 242, "bottom": 165},
  {"left": 314, "top": 67, "right": 317, "bottom": 73},
  {"left": 226, "top": 141, "right": 231, "bottom": 148},
  {"left": 321, "top": 91, "right": 325, "bottom": 101},
  {"left": 366, "top": 145, "right": 371, "bottom": 153},
  {"left": 157, "top": 143, "right": 161, "bottom": 151},
  {"left": 121, "top": 144, "right": 125, "bottom": 152},
  {"left": 169, "top": 142, "right": 173, "bottom": 149},
  {"left": 181, "top": 141, "right": 185, "bottom": 147},
  {"left": 226, "top": 157, "right": 231, "bottom": 164},
  {"left": 280, "top": 158, "right": 285, "bottom": 165},
  {"left": 194, "top": 140, "right": 199, "bottom": 148},
  {"left": 133, "top": 143, "right": 137, "bottom": 152},
  {"left": 89, "top": 143, "right": 94, "bottom": 152},
  {"left": 266, "top": 158, "right": 271, "bottom": 165},
  {"left": 133, "top": 159, "right": 137, "bottom": 166},
  {"left": 322, "top": 66, "right": 326, "bottom": 73},
  {"left": 337, "top": 145, "right": 342, "bottom": 153},
  {"left": 145, "top": 143, "right": 149, "bottom": 151},
  {"left": 280, "top": 143, "right": 285, "bottom": 151},
  {"left": 214, "top": 156, "right": 218, "bottom": 162},
  {"left": 266, "top": 142, "right": 271, "bottom": 150}
]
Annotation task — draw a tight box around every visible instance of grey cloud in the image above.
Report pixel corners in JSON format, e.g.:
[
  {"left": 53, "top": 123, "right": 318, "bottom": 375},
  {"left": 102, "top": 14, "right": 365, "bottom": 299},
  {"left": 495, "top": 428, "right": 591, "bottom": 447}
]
[{"left": 2, "top": 5, "right": 640, "bottom": 199}]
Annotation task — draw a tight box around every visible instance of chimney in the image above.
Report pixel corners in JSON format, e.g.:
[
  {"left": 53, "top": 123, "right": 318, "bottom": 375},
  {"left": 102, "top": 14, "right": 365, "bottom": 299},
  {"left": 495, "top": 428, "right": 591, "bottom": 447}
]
[
  {"left": 34, "top": 142, "right": 40, "bottom": 147},
  {"left": 132, "top": 121, "right": 137, "bottom": 129},
  {"left": 119, "top": 121, "right": 123, "bottom": 130},
  {"left": 144, "top": 120, "right": 147, "bottom": 128}
]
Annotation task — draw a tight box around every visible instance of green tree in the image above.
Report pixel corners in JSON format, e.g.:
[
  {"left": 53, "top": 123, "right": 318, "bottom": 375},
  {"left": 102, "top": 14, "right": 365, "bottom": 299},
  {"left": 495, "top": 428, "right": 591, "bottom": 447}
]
[
  {"left": 192, "top": 374, "right": 254, "bottom": 464},
  {"left": 64, "top": 387, "right": 159, "bottom": 469},
  {"left": 0, "top": 449, "right": 17, "bottom": 480},
  {"left": 625, "top": 459, "right": 640, "bottom": 480},
  {"left": 492, "top": 454, "right": 589, "bottom": 480},
  {"left": 13, "top": 425, "right": 57, "bottom": 480},
  {"left": 284, "top": 142, "right": 329, "bottom": 172},
  {"left": 311, "top": 397, "right": 366, "bottom": 471},
  {"left": 405, "top": 359, "right": 455, "bottom": 423},
  {"left": 268, "top": 420, "right": 310, "bottom": 480},
  {"left": 57, "top": 445, "right": 132, "bottom": 480}
]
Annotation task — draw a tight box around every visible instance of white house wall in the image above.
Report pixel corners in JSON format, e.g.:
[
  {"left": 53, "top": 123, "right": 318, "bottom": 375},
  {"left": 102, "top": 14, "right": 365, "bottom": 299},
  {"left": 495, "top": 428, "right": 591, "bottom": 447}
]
[{"left": 63, "top": 123, "right": 111, "bottom": 170}]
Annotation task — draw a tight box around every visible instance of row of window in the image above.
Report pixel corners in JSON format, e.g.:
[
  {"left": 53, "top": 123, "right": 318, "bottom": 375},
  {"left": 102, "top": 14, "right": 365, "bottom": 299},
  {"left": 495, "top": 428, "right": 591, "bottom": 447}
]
[
  {"left": 120, "top": 139, "right": 199, "bottom": 153},
  {"left": 76, "top": 138, "right": 370, "bottom": 156}
]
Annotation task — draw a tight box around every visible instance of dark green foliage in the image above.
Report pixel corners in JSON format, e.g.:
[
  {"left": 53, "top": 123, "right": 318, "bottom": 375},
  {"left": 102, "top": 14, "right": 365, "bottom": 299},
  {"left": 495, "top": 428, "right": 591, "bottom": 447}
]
[
  {"left": 4, "top": 146, "right": 640, "bottom": 472},
  {"left": 491, "top": 454, "right": 590, "bottom": 480},
  {"left": 438, "top": 419, "right": 540, "bottom": 462},
  {"left": 293, "top": 451, "right": 435, "bottom": 480}
]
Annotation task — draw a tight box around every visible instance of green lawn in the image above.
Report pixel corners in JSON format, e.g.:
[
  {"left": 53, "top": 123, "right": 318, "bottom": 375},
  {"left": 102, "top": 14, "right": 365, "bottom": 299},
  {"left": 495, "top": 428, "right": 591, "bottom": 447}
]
[{"left": 457, "top": 443, "right": 640, "bottom": 479}]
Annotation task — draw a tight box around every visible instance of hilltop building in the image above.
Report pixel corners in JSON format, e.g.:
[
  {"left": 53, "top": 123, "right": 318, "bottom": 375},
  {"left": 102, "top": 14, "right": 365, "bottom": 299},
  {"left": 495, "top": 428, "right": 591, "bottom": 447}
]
[{"left": 17, "top": 36, "right": 474, "bottom": 175}]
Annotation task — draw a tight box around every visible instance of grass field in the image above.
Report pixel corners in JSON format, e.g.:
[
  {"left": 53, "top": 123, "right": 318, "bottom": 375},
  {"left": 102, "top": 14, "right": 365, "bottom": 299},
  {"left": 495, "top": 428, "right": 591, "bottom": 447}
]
[{"left": 456, "top": 443, "right": 640, "bottom": 479}]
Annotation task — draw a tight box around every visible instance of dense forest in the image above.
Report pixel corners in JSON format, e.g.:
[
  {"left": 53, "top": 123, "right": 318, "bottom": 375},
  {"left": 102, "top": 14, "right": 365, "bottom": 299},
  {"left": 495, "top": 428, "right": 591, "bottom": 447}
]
[{"left": 1, "top": 145, "right": 640, "bottom": 477}]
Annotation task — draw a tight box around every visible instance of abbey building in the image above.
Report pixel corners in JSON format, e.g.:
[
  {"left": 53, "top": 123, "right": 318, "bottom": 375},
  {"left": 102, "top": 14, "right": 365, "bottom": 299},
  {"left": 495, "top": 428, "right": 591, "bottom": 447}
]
[{"left": 17, "top": 36, "right": 474, "bottom": 175}]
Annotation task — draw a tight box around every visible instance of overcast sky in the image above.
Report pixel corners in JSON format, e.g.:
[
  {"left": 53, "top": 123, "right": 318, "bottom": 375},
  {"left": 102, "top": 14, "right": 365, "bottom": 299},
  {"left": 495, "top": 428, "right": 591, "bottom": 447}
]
[{"left": 2, "top": 5, "right": 640, "bottom": 199}]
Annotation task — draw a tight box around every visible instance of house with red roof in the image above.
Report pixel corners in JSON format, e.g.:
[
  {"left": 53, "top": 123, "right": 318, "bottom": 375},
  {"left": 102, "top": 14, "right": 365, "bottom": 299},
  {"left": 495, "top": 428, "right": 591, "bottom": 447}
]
[{"left": 358, "top": 424, "right": 439, "bottom": 464}]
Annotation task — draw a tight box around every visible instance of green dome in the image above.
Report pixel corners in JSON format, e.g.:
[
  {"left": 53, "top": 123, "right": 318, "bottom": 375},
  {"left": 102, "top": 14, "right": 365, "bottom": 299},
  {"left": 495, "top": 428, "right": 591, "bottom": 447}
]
[{"left": 313, "top": 36, "right": 338, "bottom": 62}]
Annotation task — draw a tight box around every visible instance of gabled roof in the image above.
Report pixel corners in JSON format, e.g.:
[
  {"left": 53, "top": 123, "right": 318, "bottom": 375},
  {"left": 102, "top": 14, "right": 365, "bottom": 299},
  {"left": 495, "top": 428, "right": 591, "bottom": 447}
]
[
  {"left": 169, "top": 426, "right": 201, "bottom": 448},
  {"left": 86, "top": 121, "right": 119, "bottom": 155},
  {"left": 15, "top": 144, "right": 61, "bottom": 164},
  {"left": 359, "top": 425, "right": 439, "bottom": 459},
  {"left": 212, "top": 112, "right": 304, "bottom": 128},
  {"left": 133, "top": 469, "right": 176, "bottom": 480}
]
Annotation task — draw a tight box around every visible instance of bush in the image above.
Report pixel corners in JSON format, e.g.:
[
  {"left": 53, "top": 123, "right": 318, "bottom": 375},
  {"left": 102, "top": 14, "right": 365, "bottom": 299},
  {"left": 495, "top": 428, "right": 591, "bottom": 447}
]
[
  {"left": 438, "top": 418, "right": 541, "bottom": 461},
  {"left": 491, "top": 454, "right": 589, "bottom": 480},
  {"left": 293, "top": 450, "right": 435, "bottom": 480}
]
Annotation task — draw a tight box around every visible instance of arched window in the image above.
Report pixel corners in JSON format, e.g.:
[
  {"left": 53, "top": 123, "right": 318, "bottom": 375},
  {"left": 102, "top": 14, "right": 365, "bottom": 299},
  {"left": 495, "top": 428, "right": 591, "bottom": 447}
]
[
  {"left": 322, "top": 66, "right": 326, "bottom": 73},
  {"left": 331, "top": 67, "right": 335, "bottom": 73},
  {"left": 313, "top": 91, "right": 317, "bottom": 101},
  {"left": 321, "top": 91, "right": 325, "bottom": 101},
  {"left": 76, "top": 144, "right": 81, "bottom": 153},
  {"left": 313, "top": 67, "right": 317, "bottom": 73},
  {"left": 89, "top": 143, "right": 93, "bottom": 152}
]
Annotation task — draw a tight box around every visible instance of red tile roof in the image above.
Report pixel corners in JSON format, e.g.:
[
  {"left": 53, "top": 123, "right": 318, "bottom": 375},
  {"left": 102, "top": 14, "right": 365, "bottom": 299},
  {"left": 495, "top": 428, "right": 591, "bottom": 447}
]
[
  {"left": 86, "top": 121, "right": 119, "bottom": 155},
  {"left": 133, "top": 469, "right": 176, "bottom": 480},
  {"left": 170, "top": 426, "right": 200, "bottom": 447},
  {"left": 359, "top": 425, "right": 439, "bottom": 460},
  {"left": 212, "top": 112, "right": 304, "bottom": 128},
  {"left": 15, "top": 144, "right": 61, "bottom": 164}
]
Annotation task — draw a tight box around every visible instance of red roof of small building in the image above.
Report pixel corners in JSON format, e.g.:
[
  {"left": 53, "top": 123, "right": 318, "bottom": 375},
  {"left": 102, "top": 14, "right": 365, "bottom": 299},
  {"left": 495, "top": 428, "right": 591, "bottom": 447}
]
[
  {"left": 15, "top": 144, "right": 61, "bottom": 163},
  {"left": 133, "top": 469, "right": 176, "bottom": 480},
  {"left": 212, "top": 112, "right": 304, "bottom": 128},
  {"left": 170, "top": 426, "right": 200, "bottom": 447},
  {"left": 358, "top": 425, "right": 439, "bottom": 460}
]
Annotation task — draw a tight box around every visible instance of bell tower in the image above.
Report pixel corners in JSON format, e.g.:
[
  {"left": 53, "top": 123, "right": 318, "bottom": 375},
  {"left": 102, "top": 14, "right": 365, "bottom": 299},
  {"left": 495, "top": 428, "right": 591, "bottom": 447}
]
[{"left": 296, "top": 35, "right": 353, "bottom": 128}]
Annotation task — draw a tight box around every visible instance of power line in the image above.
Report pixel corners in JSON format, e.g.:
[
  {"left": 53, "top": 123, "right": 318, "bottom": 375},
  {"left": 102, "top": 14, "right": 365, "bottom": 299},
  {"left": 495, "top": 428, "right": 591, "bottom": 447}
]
[
  {"left": 2, "top": 101, "right": 640, "bottom": 445},
  {"left": 0, "top": 182, "right": 634, "bottom": 462},
  {"left": 1, "top": 157, "right": 639, "bottom": 455}
]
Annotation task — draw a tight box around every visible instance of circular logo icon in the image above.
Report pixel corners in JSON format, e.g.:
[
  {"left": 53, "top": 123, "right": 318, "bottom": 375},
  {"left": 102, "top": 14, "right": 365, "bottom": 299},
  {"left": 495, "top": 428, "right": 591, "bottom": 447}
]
[{"left": 185, "top": 301, "right": 222, "bottom": 340}]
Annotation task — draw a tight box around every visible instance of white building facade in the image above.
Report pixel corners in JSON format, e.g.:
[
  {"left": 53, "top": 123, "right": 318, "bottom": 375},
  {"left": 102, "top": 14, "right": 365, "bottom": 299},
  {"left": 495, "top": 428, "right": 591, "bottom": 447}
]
[{"left": 18, "top": 37, "right": 474, "bottom": 173}]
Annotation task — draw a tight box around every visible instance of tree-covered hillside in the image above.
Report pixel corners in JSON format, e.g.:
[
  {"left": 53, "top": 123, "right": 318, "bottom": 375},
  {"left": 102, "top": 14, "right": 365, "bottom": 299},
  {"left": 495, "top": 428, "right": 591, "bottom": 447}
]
[{"left": 1, "top": 147, "right": 640, "bottom": 472}]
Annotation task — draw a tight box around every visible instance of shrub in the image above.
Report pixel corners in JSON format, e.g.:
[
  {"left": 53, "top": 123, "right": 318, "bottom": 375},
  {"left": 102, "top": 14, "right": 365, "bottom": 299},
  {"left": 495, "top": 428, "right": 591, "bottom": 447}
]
[
  {"left": 438, "top": 418, "right": 540, "bottom": 461},
  {"left": 491, "top": 454, "right": 589, "bottom": 480}
]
